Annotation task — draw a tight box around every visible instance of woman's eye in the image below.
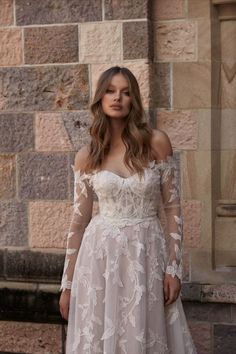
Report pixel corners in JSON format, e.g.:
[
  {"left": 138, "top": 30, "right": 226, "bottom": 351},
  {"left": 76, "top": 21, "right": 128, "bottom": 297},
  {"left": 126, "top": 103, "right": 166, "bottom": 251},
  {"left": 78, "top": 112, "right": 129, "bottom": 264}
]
[
  {"left": 123, "top": 91, "right": 130, "bottom": 96},
  {"left": 106, "top": 89, "right": 113, "bottom": 93}
]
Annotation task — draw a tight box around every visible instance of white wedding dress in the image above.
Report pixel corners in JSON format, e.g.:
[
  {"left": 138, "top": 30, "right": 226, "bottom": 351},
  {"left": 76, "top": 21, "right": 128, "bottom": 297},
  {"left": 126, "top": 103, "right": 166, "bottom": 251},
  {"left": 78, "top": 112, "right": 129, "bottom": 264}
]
[{"left": 60, "top": 154, "right": 197, "bottom": 354}]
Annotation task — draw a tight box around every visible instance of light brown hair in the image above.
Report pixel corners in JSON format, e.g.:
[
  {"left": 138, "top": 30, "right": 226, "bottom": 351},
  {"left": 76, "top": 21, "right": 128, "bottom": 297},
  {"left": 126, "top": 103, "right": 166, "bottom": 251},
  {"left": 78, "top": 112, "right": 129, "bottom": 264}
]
[{"left": 85, "top": 66, "right": 154, "bottom": 176}]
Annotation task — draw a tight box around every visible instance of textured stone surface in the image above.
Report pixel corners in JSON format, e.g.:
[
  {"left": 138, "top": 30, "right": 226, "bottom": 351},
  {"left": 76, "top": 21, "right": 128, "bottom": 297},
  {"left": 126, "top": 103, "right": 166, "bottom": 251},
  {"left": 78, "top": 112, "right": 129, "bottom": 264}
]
[
  {"left": 188, "top": 0, "right": 211, "bottom": 18},
  {"left": 202, "top": 284, "right": 236, "bottom": 304},
  {"left": 155, "top": 21, "right": 196, "bottom": 61},
  {"left": 0, "top": 113, "right": 34, "bottom": 152},
  {"left": 220, "top": 18, "right": 236, "bottom": 61},
  {"left": 221, "top": 109, "right": 236, "bottom": 149},
  {"left": 91, "top": 62, "right": 150, "bottom": 107},
  {"left": 0, "top": 201, "right": 28, "bottom": 246},
  {"left": 16, "top": 0, "right": 102, "bottom": 25},
  {"left": 68, "top": 151, "right": 76, "bottom": 200},
  {"left": 181, "top": 283, "right": 202, "bottom": 302},
  {"left": 0, "top": 0, "right": 13, "bottom": 25},
  {"left": 152, "top": 0, "right": 185, "bottom": 20},
  {"left": 173, "top": 62, "right": 211, "bottom": 108},
  {"left": 24, "top": 25, "right": 78, "bottom": 64},
  {"left": 0, "top": 64, "right": 89, "bottom": 111},
  {"left": 0, "top": 321, "right": 62, "bottom": 354},
  {"left": 62, "top": 111, "right": 91, "bottom": 150},
  {"left": 215, "top": 216, "right": 236, "bottom": 267},
  {"left": 35, "top": 113, "right": 73, "bottom": 151},
  {"left": 214, "top": 324, "right": 236, "bottom": 354},
  {"left": 220, "top": 150, "right": 236, "bottom": 200},
  {"left": 221, "top": 62, "right": 236, "bottom": 109},
  {"left": 104, "top": 0, "right": 147, "bottom": 20},
  {"left": 182, "top": 249, "right": 189, "bottom": 281},
  {"left": 188, "top": 321, "right": 211, "bottom": 354},
  {"left": 182, "top": 200, "right": 201, "bottom": 248},
  {"left": 6, "top": 250, "right": 64, "bottom": 281},
  {"left": 156, "top": 110, "right": 198, "bottom": 149},
  {"left": 197, "top": 19, "right": 211, "bottom": 61},
  {"left": 184, "top": 301, "right": 231, "bottom": 323},
  {"left": 29, "top": 201, "right": 72, "bottom": 248},
  {"left": 182, "top": 151, "right": 211, "bottom": 201},
  {"left": 0, "top": 154, "right": 15, "bottom": 199},
  {"left": 0, "top": 29, "right": 22, "bottom": 66},
  {"left": 18, "top": 153, "right": 68, "bottom": 200},
  {"left": 123, "top": 21, "right": 149, "bottom": 60},
  {"left": 150, "top": 63, "right": 171, "bottom": 108},
  {"left": 197, "top": 109, "right": 212, "bottom": 150},
  {"left": 0, "top": 249, "right": 5, "bottom": 278},
  {"left": 80, "top": 22, "right": 121, "bottom": 63},
  {"left": 0, "top": 283, "right": 62, "bottom": 323}
]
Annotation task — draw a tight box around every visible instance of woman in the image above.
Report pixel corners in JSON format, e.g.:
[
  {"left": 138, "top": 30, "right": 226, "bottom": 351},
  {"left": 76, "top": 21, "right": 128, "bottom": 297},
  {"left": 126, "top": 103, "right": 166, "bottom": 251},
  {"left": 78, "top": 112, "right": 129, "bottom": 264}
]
[{"left": 59, "top": 66, "right": 197, "bottom": 353}]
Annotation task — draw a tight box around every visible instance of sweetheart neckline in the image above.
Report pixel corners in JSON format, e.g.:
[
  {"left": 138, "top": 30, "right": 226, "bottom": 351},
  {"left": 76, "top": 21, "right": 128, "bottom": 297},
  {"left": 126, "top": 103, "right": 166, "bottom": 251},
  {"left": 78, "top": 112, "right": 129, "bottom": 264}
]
[
  {"left": 72, "top": 155, "right": 177, "bottom": 179},
  {"left": 94, "top": 160, "right": 156, "bottom": 180}
]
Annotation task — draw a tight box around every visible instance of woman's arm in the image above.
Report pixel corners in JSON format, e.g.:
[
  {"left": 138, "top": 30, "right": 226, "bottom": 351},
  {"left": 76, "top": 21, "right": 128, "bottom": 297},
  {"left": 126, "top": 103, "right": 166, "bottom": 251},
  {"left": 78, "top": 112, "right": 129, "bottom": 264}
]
[
  {"left": 59, "top": 146, "right": 93, "bottom": 319},
  {"left": 151, "top": 130, "right": 182, "bottom": 305}
]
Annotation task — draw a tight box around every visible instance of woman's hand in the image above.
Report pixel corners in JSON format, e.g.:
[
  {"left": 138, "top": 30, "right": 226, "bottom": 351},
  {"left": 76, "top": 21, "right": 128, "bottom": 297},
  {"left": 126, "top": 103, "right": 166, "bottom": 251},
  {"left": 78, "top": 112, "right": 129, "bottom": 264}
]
[
  {"left": 59, "top": 289, "right": 71, "bottom": 321},
  {"left": 163, "top": 273, "right": 181, "bottom": 306}
]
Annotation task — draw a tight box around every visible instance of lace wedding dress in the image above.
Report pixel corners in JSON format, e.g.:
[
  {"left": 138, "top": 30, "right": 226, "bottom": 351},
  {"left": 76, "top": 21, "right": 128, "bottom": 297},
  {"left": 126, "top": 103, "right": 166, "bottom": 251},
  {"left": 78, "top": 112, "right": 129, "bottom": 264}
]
[{"left": 60, "top": 154, "right": 197, "bottom": 354}]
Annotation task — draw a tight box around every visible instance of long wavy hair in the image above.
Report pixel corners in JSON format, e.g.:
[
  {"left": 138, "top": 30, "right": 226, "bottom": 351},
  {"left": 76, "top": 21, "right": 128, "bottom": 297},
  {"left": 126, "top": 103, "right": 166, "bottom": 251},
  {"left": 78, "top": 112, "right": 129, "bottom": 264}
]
[{"left": 85, "top": 66, "right": 154, "bottom": 176}]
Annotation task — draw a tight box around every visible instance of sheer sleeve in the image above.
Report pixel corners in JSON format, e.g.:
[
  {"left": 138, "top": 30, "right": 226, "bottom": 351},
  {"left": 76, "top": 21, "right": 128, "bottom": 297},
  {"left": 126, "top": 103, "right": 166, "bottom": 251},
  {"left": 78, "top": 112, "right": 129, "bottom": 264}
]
[
  {"left": 159, "top": 154, "right": 183, "bottom": 281},
  {"left": 60, "top": 165, "right": 93, "bottom": 292}
]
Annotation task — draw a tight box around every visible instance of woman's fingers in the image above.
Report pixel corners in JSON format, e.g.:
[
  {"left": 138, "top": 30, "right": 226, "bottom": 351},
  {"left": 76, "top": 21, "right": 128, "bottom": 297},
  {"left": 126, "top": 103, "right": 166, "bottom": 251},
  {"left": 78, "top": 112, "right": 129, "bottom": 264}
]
[
  {"left": 164, "top": 274, "right": 181, "bottom": 306},
  {"left": 59, "top": 291, "right": 71, "bottom": 321}
]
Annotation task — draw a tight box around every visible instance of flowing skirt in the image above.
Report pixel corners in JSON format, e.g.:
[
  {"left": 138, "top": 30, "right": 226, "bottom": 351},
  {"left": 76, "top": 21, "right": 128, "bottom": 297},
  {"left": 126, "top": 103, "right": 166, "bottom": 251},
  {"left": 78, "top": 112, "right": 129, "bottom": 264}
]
[{"left": 66, "top": 214, "right": 197, "bottom": 354}]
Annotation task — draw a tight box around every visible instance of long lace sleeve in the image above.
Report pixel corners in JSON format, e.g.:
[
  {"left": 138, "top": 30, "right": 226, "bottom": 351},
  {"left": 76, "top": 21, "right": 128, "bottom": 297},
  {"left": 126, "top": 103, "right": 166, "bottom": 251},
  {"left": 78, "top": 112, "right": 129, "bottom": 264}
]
[
  {"left": 159, "top": 154, "right": 183, "bottom": 281},
  {"left": 60, "top": 165, "right": 93, "bottom": 292}
]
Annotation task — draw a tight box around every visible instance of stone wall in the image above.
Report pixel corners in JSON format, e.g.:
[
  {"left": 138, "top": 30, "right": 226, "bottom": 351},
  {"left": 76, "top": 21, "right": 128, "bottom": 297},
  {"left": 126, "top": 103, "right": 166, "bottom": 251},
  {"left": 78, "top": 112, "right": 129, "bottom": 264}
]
[{"left": 0, "top": 0, "right": 235, "bottom": 353}]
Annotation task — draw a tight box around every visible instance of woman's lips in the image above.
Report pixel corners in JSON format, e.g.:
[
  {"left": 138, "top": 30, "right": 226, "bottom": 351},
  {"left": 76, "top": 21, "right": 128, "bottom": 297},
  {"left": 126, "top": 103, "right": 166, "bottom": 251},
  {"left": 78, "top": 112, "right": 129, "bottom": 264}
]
[{"left": 110, "top": 105, "right": 122, "bottom": 110}]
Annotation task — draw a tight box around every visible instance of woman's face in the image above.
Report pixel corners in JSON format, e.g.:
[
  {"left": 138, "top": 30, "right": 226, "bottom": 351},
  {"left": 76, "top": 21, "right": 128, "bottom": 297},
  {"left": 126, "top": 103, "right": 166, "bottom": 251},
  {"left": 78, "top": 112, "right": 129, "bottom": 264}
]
[{"left": 101, "top": 73, "right": 132, "bottom": 119}]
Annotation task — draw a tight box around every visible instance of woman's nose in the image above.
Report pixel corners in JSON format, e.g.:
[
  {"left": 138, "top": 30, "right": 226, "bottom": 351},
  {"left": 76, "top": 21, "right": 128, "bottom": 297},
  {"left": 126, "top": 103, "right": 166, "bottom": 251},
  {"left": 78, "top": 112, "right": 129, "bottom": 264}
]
[{"left": 114, "top": 91, "right": 121, "bottom": 100}]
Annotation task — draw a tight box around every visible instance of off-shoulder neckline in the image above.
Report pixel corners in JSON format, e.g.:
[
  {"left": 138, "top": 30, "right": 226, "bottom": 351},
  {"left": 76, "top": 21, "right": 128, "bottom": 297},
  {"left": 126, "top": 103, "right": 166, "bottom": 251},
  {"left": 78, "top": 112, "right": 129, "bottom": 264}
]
[{"left": 72, "top": 155, "right": 177, "bottom": 180}]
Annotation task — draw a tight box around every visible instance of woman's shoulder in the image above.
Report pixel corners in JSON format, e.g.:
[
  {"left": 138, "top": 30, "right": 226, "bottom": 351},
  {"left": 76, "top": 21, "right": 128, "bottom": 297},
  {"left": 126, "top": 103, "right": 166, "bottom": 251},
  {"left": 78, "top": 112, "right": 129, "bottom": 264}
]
[
  {"left": 150, "top": 129, "right": 173, "bottom": 160},
  {"left": 74, "top": 145, "right": 90, "bottom": 171}
]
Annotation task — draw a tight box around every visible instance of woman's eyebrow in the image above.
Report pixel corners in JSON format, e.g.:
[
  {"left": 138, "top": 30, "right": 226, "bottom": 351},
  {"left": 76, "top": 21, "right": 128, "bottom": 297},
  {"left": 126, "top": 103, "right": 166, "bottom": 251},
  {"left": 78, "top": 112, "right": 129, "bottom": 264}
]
[{"left": 108, "top": 84, "right": 129, "bottom": 90}]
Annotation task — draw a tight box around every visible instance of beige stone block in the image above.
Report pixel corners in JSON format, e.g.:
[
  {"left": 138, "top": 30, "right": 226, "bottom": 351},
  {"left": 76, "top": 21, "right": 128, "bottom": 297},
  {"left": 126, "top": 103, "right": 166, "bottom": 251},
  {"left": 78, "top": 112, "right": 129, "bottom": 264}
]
[
  {"left": 215, "top": 216, "right": 236, "bottom": 267},
  {"left": 0, "top": 29, "right": 22, "bottom": 66},
  {"left": 29, "top": 201, "right": 72, "bottom": 248},
  {"left": 183, "top": 200, "right": 202, "bottom": 248},
  {"left": 0, "top": 0, "right": 13, "bottom": 25},
  {"left": 220, "top": 150, "right": 236, "bottom": 200},
  {"left": 91, "top": 61, "right": 150, "bottom": 108},
  {"left": 221, "top": 62, "right": 236, "bottom": 108},
  {"left": 35, "top": 113, "right": 73, "bottom": 151},
  {"left": 156, "top": 109, "right": 198, "bottom": 150},
  {"left": 182, "top": 150, "right": 211, "bottom": 201},
  {"left": 221, "top": 109, "right": 236, "bottom": 149},
  {"left": 173, "top": 62, "right": 211, "bottom": 108},
  {"left": 152, "top": 0, "right": 185, "bottom": 20},
  {"left": 79, "top": 22, "right": 121, "bottom": 63},
  {"left": 191, "top": 249, "right": 236, "bottom": 283},
  {"left": 0, "top": 321, "right": 61, "bottom": 354},
  {"left": 197, "top": 109, "right": 212, "bottom": 150},
  {"left": 221, "top": 20, "right": 236, "bottom": 61},
  {"left": 197, "top": 19, "right": 211, "bottom": 61},
  {"left": 188, "top": 0, "right": 211, "bottom": 18},
  {"left": 154, "top": 21, "right": 197, "bottom": 62}
]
